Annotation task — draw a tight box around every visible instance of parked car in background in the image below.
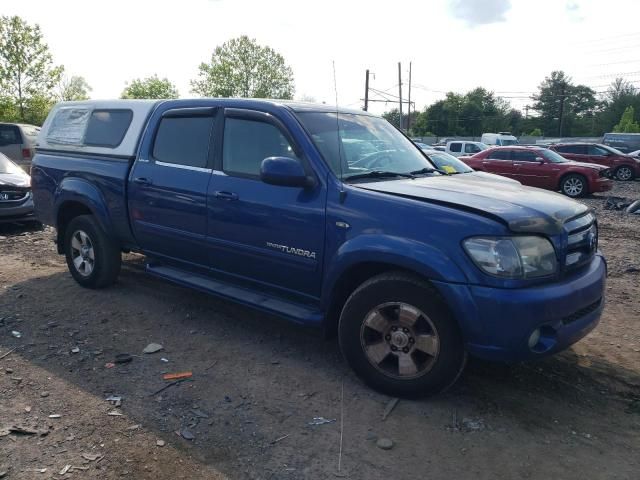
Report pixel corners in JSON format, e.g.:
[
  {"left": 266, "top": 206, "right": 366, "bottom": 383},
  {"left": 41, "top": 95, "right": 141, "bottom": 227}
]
[
  {"left": 421, "top": 148, "right": 520, "bottom": 184},
  {"left": 431, "top": 137, "right": 456, "bottom": 147},
  {"left": 413, "top": 141, "right": 430, "bottom": 149},
  {"left": 445, "top": 140, "right": 488, "bottom": 157},
  {"left": 0, "top": 152, "right": 36, "bottom": 223},
  {"left": 602, "top": 132, "right": 640, "bottom": 154},
  {"left": 31, "top": 99, "right": 606, "bottom": 397},
  {"left": 0, "top": 123, "right": 40, "bottom": 172},
  {"left": 480, "top": 132, "right": 518, "bottom": 146},
  {"left": 461, "top": 146, "right": 612, "bottom": 197},
  {"left": 549, "top": 143, "right": 640, "bottom": 181}
]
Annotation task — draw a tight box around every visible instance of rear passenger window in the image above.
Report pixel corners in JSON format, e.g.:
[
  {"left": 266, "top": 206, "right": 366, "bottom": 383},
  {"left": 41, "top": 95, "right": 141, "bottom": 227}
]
[
  {"left": 556, "top": 145, "right": 585, "bottom": 154},
  {"left": 449, "top": 142, "right": 462, "bottom": 153},
  {"left": 84, "top": 110, "right": 133, "bottom": 147},
  {"left": 223, "top": 118, "right": 299, "bottom": 177},
  {"left": 153, "top": 116, "right": 214, "bottom": 168},
  {"left": 488, "top": 150, "right": 510, "bottom": 160},
  {"left": 0, "top": 125, "right": 21, "bottom": 146}
]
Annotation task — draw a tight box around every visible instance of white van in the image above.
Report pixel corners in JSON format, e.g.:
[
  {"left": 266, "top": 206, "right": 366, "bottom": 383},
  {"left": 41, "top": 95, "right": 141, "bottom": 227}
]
[
  {"left": 445, "top": 140, "right": 488, "bottom": 157},
  {"left": 480, "top": 132, "right": 518, "bottom": 146}
]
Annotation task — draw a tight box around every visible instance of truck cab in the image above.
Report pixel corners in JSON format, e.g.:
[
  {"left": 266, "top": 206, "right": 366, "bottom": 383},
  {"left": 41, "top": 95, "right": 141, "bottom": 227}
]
[{"left": 31, "top": 99, "right": 606, "bottom": 397}]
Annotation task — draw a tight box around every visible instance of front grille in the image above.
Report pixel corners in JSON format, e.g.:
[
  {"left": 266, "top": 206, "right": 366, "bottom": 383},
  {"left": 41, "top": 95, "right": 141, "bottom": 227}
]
[
  {"left": 562, "top": 298, "right": 602, "bottom": 325},
  {"left": 0, "top": 189, "right": 29, "bottom": 204},
  {"left": 564, "top": 212, "right": 597, "bottom": 272}
]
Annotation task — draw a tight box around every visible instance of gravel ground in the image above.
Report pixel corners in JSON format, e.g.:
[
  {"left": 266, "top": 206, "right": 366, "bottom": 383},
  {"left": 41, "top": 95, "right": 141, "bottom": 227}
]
[{"left": 0, "top": 182, "right": 639, "bottom": 479}]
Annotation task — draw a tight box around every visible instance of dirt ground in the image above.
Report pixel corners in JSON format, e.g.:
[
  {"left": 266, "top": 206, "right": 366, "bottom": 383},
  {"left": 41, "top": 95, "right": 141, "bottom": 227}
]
[{"left": 1, "top": 182, "right": 639, "bottom": 480}]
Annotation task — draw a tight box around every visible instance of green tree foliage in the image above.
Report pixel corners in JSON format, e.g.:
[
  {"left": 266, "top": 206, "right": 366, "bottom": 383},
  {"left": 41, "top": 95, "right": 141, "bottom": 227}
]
[
  {"left": 597, "top": 78, "right": 640, "bottom": 134},
  {"left": 528, "top": 128, "right": 543, "bottom": 136},
  {"left": 58, "top": 75, "right": 91, "bottom": 101},
  {"left": 613, "top": 106, "right": 640, "bottom": 133},
  {"left": 191, "top": 36, "right": 294, "bottom": 99},
  {"left": 531, "top": 71, "right": 596, "bottom": 136},
  {"left": 121, "top": 75, "right": 179, "bottom": 99},
  {"left": 382, "top": 108, "right": 401, "bottom": 128},
  {"left": 0, "top": 16, "right": 62, "bottom": 123}
]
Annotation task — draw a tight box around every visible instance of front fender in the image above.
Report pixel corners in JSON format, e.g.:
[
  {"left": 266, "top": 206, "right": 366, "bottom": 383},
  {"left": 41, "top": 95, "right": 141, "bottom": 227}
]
[
  {"left": 321, "top": 234, "right": 469, "bottom": 307},
  {"left": 55, "top": 177, "right": 114, "bottom": 235}
]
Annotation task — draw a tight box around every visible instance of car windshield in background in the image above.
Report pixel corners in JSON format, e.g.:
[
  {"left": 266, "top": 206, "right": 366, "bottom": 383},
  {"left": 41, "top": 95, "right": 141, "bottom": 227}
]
[
  {"left": 424, "top": 151, "right": 473, "bottom": 173},
  {"left": 501, "top": 139, "right": 518, "bottom": 146},
  {"left": 542, "top": 149, "right": 570, "bottom": 163},
  {"left": 297, "top": 112, "right": 440, "bottom": 181},
  {"left": 602, "top": 144, "right": 625, "bottom": 155},
  {"left": 0, "top": 153, "right": 23, "bottom": 174}
]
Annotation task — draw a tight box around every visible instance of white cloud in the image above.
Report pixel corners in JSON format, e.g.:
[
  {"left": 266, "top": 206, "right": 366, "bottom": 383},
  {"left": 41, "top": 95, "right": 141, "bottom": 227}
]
[{"left": 447, "top": 0, "right": 512, "bottom": 26}]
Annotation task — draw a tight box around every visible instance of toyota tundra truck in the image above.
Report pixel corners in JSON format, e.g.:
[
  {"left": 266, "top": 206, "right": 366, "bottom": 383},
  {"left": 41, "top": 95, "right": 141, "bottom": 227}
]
[{"left": 30, "top": 99, "right": 606, "bottom": 397}]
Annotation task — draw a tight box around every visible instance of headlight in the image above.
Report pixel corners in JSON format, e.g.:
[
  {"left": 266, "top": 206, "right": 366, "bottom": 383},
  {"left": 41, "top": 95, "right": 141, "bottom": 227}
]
[{"left": 463, "top": 236, "right": 557, "bottom": 279}]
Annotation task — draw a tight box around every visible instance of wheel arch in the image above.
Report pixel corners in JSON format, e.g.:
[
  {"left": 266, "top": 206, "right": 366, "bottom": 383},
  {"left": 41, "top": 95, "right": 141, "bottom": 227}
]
[{"left": 558, "top": 171, "right": 587, "bottom": 193}]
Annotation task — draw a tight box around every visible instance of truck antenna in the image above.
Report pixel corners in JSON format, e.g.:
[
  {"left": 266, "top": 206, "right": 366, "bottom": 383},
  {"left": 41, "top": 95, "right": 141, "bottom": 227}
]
[{"left": 332, "top": 61, "right": 346, "bottom": 202}]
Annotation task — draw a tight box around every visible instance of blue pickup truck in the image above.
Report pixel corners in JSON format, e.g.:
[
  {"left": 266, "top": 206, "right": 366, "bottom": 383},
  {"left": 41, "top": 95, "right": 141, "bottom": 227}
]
[{"left": 31, "top": 99, "right": 606, "bottom": 396}]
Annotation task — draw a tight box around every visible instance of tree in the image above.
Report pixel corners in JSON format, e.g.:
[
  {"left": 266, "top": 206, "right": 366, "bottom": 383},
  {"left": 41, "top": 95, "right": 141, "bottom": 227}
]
[
  {"left": 531, "top": 71, "right": 596, "bottom": 136},
  {"left": 121, "top": 75, "right": 179, "bottom": 99},
  {"left": 528, "top": 128, "right": 543, "bottom": 136},
  {"left": 58, "top": 75, "right": 91, "bottom": 101},
  {"left": 382, "top": 108, "right": 401, "bottom": 128},
  {"left": 0, "top": 16, "right": 63, "bottom": 122},
  {"left": 191, "top": 36, "right": 294, "bottom": 99},
  {"left": 596, "top": 78, "right": 640, "bottom": 134},
  {"left": 613, "top": 106, "right": 640, "bottom": 133}
]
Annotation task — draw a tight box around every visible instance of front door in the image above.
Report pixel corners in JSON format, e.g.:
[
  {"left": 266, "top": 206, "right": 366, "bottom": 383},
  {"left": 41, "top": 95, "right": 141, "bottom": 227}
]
[
  {"left": 0, "top": 124, "right": 23, "bottom": 163},
  {"left": 128, "top": 108, "right": 216, "bottom": 267},
  {"left": 206, "top": 108, "right": 327, "bottom": 299},
  {"left": 511, "top": 149, "right": 553, "bottom": 188},
  {"left": 481, "top": 149, "right": 516, "bottom": 178}
]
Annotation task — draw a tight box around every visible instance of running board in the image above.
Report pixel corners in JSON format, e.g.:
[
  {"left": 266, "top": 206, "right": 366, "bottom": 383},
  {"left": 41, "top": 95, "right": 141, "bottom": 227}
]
[{"left": 146, "top": 264, "right": 324, "bottom": 326}]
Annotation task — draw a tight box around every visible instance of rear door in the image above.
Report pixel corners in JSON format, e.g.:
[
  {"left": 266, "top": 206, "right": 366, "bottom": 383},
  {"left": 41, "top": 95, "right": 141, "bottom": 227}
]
[
  {"left": 480, "top": 149, "right": 515, "bottom": 178},
  {"left": 205, "top": 108, "right": 327, "bottom": 298},
  {"left": 447, "top": 142, "right": 463, "bottom": 157},
  {"left": 128, "top": 107, "right": 216, "bottom": 268},
  {"left": 0, "top": 124, "right": 23, "bottom": 164}
]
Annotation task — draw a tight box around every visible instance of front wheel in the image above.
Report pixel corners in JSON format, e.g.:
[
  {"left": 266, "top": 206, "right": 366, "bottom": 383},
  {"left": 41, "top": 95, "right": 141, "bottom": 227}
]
[
  {"left": 560, "top": 174, "right": 587, "bottom": 198},
  {"left": 338, "top": 272, "right": 466, "bottom": 397},
  {"left": 614, "top": 165, "right": 634, "bottom": 181},
  {"left": 64, "top": 215, "right": 121, "bottom": 288}
]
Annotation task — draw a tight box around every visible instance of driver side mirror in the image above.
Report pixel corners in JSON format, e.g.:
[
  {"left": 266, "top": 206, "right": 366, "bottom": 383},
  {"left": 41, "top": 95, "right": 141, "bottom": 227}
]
[
  {"left": 260, "top": 157, "right": 316, "bottom": 188},
  {"left": 535, "top": 157, "right": 545, "bottom": 163}
]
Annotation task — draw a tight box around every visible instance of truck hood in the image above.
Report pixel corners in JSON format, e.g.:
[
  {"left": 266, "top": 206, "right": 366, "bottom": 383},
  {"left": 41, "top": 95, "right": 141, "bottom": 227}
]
[{"left": 356, "top": 175, "right": 589, "bottom": 236}]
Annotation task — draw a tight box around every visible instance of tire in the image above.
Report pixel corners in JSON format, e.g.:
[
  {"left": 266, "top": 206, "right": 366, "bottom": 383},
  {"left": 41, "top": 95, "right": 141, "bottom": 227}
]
[
  {"left": 614, "top": 165, "right": 634, "bottom": 181},
  {"left": 338, "top": 272, "right": 466, "bottom": 397},
  {"left": 560, "top": 174, "right": 587, "bottom": 198},
  {"left": 64, "top": 215, "right": 121, "bottom": 288}
]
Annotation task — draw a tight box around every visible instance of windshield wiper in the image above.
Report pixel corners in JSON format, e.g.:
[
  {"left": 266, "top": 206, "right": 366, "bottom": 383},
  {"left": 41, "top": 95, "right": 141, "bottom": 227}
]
[
  {"left": 409, "top": 167, "right": 450, "bottom": 176},
  {"left": 344, "top": 170, "right": 415, "bottom": 182}
]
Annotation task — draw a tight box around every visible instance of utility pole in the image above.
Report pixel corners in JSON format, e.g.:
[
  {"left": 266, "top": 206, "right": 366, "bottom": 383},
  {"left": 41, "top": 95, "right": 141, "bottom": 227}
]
[
  {"left": 558, "top": 84, "right": 566, "bottom": 137},
  {"left": 524, "top": 105, "right": 530, "bottom": 119},
  {"left": 407, "top": 62, "right": 412, "bottom": 133},
  {"left": 398, "top": 62, "right": 403, "bottom": 131},
  {"left": 364, "top": 69, "right": 370, "bottom": 111}
]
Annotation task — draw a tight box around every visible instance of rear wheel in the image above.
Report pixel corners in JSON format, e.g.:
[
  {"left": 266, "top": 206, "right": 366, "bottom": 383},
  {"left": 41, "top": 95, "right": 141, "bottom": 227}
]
[
  {"left": 64, "top": 215, "right": 121, "bottom": 288},
  {"left": 560, "top": 174, "right": 587, "bottom": 198},
  {"left": 338, "top": 272, "right": 466, "bottom": 397},
  {"left": 614, "top": 165, "right": 634, "bottom": 181}
]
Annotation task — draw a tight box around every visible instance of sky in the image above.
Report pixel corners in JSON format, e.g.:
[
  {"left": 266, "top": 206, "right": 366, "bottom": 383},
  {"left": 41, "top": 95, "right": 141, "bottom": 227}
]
[{"left": 4, "top": 0, "right": 640, "bottom": 115}]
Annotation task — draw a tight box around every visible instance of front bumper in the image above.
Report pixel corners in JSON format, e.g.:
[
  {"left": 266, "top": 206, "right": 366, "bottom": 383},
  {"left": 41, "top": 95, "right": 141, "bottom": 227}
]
[
  {"left": 592, "top": 177, "right": 613, "bottom": 192},
  {"left": 432, "top": 254, "right": 606, "bottom": 362},
  {"left": 0, "top": 195, "right": 36, "bottom": 223}
]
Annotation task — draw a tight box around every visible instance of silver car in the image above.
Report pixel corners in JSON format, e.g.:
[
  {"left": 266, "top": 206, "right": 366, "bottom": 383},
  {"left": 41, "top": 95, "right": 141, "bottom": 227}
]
[
  {"left": 0, "top": 122, "right": 40, "bottom": 172},
  {"left": 0, "top": 153, "right": 36, "bottom": 224}
]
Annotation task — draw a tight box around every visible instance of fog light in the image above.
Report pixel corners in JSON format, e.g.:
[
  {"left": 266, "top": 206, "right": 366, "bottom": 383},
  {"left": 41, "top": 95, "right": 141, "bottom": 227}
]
[{"left": 528, "top": 329, "right": 541, "bottom": 349}]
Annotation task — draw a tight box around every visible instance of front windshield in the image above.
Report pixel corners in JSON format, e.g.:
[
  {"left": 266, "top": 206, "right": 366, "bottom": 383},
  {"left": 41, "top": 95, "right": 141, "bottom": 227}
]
[
  {"left": 541, "top": 149, "right": 570, "bottom": 163},
  {"left": 601, "top": 144, "right": 625, "bottom": 155},
  {"left": 424, "top": 151, "right": 473, "bottom": 173},
  {"left": 0, "top": 153, "right": 23, "bottom": 174},
  {"left": 297, "top": 112, "right": 439, "bottom": 180}
]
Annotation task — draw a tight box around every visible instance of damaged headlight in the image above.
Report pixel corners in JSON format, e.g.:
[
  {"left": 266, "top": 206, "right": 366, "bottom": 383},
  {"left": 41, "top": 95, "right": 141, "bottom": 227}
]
[{"left": 463, "top": 236, "right": 557, "bottom": 279}]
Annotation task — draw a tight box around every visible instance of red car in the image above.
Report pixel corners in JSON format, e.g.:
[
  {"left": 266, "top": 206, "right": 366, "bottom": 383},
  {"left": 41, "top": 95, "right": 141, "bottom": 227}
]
[
  {"left": 549, "top": 143, "right": 640, "bottom": 181},
  {"left": 461, "top": 146, "right": 612, "bottom": 198}
]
